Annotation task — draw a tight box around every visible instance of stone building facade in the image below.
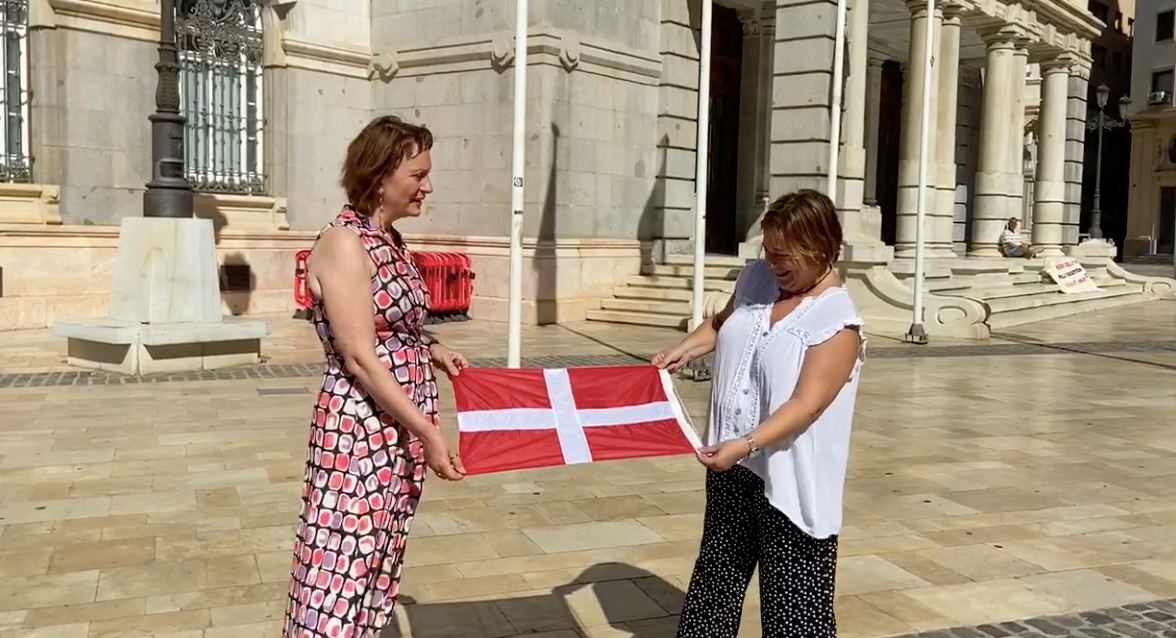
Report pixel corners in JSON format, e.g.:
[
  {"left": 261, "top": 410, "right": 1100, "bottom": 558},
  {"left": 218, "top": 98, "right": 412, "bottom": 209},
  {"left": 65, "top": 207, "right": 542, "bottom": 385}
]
[
  {"left": 0, "top": 0, "right": 1114, "bottom": 333},
  {"left": 1126, "top": 0, "right": 1176, "bottom": 260}
]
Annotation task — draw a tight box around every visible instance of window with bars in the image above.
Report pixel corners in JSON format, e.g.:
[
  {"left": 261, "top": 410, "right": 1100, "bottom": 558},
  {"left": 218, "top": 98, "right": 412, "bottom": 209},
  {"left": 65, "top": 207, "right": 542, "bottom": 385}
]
[
  {"left": 1, "top": 0, "right": 29, "bottom": 183},
  {"left": 176, "top": 0, "right": 263, "bottom": 194}
]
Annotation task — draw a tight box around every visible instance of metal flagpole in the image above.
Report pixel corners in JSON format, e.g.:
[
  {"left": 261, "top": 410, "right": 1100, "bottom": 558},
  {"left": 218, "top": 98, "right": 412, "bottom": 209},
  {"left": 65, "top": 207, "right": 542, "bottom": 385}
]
[
  {"left": 689, "top": 0, "right": 713, "bottom": 334},
  {"left": 506, "top": 0, "right": 527, "bottom": 367},
  {"left": 827, "top": 0, "right": 849, "bottom": 200},
  {"left": 905, "top": 0, "right": 934, "bottom": 345}
]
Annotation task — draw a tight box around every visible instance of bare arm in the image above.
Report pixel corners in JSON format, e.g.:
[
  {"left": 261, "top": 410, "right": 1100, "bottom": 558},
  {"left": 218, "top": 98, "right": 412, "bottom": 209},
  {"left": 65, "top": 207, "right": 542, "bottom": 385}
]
[
  {"left": 309, "top": 228, "right": 463, "bottom": 478},
  {"left": 651, "top": 294, "right": 737, "bottom": 372},
  {"left": 748, "top": 328, "right": 860, "bottom": 447}
]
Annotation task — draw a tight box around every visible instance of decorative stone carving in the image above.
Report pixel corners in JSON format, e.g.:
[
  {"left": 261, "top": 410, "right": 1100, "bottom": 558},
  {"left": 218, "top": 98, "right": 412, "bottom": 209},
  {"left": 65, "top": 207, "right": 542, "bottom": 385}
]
[
  {"left": 1103, "top": 260, "right": 1176, "bottom": 298},
  {"left": 740, "top": 17, "right": 761, "bottom": 37},
  {"left": 0, "top": 183, "right": 62, "bottom": 225},
  {"left": 490, "top": 36, "right": 515, "bottom": 72},
  {"left": 558, "top": 34, "right": 581, "bottom": 72},
  {"left": 839, "top": 263, "right": 992, "bottom": 338},
  {"left": 368, "top": 51, "right": 398, "bottom": 82}
]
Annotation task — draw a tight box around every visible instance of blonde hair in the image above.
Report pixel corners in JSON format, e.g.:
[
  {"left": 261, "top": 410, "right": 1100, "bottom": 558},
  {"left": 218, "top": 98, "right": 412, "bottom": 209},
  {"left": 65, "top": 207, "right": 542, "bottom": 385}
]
[{"left": 761, "top": 190, "right": 843, "bottom": 269}]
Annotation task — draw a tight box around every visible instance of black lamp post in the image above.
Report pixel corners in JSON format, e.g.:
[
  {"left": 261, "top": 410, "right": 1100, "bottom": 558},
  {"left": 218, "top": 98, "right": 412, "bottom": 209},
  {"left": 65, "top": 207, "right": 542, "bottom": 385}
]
[
  {"left": 143, "top": 0, "right": 193, "bottom": 218},
  {"left": 1087, "top": 85, "right": 1132, "bottom": 240},
  {"left": 1089, "top": 83, "right": 1110, "bottom": 239}
]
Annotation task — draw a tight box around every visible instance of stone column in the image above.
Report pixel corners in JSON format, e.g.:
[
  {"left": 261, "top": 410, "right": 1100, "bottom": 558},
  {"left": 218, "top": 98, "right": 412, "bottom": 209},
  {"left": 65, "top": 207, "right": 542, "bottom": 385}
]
[
  {"left": 863, "top": 54, "right": 885, "bottom": 207},
  {"left": 735, "top": 11, "right": 774, "bottom": 240},
  {"left": 895, "top": 0, "right": 942, "bottom": 257},
  {"left": 932, "top": 6, "right": 962, "bottom": 256},
  {"left": 839, "top": 0, "right": 870, "bottom": 236},
  {"left": 1006, "top": 42, "right": 1030, "bottom": 226},
  {"left": 969, "top": 29, "right": 1018, "bottom": 256},
  {"left": 760, "top": 17, "right": 775, "bottom": 200},
  {"left": 1031, "top": 58, "right": 1071, "bottom": 256},
  {"left": 733, "top": 13, "right": 771, "bottom": 257},
  {"left": 1063, "top": 64, "right": 1092, "bottom": 248},
  {"left": 768, "top": 0, "right": 841, "bottom": 206},
  {"left": 649, "top": 0, "right": 704, "bottom": 259},
  {"left": 837, "top": 0, "right": 889, "bottom": 262}
]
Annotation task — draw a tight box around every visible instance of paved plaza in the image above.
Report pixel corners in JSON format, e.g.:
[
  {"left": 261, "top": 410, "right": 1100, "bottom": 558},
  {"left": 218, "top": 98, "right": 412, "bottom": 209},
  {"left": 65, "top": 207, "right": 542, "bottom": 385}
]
[{"left": 0, "top": 301, "right": 1174, "bottom": 637}]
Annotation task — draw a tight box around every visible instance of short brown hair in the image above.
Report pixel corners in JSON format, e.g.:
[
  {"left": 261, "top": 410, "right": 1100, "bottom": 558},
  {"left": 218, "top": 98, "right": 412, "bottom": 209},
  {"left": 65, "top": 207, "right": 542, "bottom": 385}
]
[
  {"left": 341, "top": 116, "right": 434, "bottom": 216},
  {"left": 761, "top": 189, "right": 843, "bottom": 269}
]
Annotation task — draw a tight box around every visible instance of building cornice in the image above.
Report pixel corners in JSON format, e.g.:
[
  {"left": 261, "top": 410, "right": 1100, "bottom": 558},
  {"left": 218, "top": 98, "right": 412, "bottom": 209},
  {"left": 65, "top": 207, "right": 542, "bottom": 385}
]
[
  {"left": 1025, "top": 0, "right": 1103, "bottom": 40},
  {"left": 966, "top": 0, "right": 1102, "bottom": 58},
  {"left": 371, "top": 30, "right": 662, "bottom": 86},
  {"left": 35, "top": 0, "right": 158, "bottom": 41},
  {"left": 273, "top": 36, "right": 373, "bottom": 79}
]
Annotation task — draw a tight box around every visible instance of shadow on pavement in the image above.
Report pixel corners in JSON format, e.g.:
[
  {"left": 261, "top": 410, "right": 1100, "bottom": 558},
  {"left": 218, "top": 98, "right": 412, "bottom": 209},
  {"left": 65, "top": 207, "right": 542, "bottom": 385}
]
[{"left": 380, "top": 562, "right": 685, "bottom": 637}]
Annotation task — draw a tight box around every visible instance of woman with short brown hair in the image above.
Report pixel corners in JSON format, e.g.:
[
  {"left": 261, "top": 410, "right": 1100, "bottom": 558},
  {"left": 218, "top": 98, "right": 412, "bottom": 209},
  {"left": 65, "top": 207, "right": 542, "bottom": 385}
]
[
  {"left": 283, "top": 116, "right": 469, "bottom": 638},
  {"left": 654, "top": 189, "right": 866, "bottom": 637}
]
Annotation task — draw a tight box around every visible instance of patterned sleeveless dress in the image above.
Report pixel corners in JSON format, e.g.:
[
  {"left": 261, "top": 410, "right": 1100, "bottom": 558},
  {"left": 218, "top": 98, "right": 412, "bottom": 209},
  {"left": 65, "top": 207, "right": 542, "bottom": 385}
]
[{"left": 284, "top": 207, "right": 437, "bottom": 638}]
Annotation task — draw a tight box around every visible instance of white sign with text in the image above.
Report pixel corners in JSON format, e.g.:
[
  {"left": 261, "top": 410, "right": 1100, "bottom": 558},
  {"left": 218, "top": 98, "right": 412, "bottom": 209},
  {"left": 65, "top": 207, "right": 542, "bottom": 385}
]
[{"left": 1043, "top": 258, "right": 1101, "bottom": 294}]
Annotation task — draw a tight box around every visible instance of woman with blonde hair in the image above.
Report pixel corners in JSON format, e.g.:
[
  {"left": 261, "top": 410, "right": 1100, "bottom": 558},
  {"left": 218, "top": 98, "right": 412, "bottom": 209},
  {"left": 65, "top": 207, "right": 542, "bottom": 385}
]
[{"left": 654, "top": 189, "right": 866, "bottom": 637}]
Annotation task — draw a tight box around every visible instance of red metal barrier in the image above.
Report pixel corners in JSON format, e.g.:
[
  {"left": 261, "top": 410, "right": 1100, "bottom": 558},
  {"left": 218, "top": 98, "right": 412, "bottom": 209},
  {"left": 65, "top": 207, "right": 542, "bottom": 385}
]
[
  {"left": 293, "top": 249, "right": 313, "bottom": 310},
  {"left": 293, "top": 249, "right": 474, "bottom": 315},
  {"left": 411, "top": 251, "right": 475, "bottom": 314}
]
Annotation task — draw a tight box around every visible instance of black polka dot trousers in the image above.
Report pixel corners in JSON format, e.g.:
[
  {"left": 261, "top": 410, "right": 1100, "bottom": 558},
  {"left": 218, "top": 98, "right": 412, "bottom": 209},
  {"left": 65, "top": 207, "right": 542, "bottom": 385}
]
[{"left": 676, "top": 465, "right": 838, "bottom": 638}]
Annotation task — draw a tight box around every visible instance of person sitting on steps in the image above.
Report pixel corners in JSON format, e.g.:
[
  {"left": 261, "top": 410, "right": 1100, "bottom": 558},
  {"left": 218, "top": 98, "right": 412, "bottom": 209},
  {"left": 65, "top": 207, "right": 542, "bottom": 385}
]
[{"left": 1000, "top": 217, "right": 1043, "bottom": 258}]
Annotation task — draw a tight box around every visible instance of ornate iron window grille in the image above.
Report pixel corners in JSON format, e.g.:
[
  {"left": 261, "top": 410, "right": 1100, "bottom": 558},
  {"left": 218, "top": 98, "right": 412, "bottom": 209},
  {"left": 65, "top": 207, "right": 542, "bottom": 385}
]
[
  {"left": 176, "top": 0, "right": 264, "bottom": 194},
  {"left": 0, "top": 0, "right": 30, "bottom": 183}
]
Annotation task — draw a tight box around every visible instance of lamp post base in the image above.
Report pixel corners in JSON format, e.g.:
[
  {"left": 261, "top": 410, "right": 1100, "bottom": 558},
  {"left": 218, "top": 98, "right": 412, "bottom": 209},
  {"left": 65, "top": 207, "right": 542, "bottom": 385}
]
[
  {"left": 683, "top": 356, "right": 712, "bottom": 383},
  {"left": 904, "top": 323, "right": 928, "bottom": 345}
]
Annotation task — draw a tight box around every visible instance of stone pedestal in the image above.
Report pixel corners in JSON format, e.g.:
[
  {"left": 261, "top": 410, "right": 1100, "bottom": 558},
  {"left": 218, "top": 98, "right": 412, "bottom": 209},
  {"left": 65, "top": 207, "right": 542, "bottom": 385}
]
[
  {"left": 1068, "top": 238, "right": 1117, "bottom": 259},
  {"left": 53, "top": 217, "right": 267, "bottom": 375}
]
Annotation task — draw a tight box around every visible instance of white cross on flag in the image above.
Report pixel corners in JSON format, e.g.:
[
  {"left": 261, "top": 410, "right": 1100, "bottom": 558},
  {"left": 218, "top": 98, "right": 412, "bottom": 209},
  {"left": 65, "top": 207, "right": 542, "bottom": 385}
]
[{"left": 452, "top": 365, "right": 703, "bottom": 475}]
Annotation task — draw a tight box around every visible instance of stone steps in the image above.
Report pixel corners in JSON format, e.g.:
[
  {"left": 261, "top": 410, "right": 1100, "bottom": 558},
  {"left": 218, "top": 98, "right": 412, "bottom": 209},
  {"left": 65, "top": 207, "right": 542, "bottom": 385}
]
[
  {"left": 598, "top": 298, "right": 692, "bottom": 316},
  {"left": 986, "top": 288, "right": 1149, "bottom": 329},
  {"left": 662, "top": 254, "right": 750, "bottom": 268},
  {"left": 583, "top": 308, "right": 688, "bottom": 329},
  {"left": 588, "top": 255, "right": 743, "bottom": 329},
  {"left": 646, "top": 263, "right": 745, "bottom": 279},
  {"left": 945, "top": 278, "right": 1130, "bottom": 302},
  {"left": 612, "top": 286, "right": 693, "bottom": 302},
  {"left": 914, "top": 272, "right": 1042, "bottom": 293},
  {"left": 590, "top": 254, "right": 1163, "bottom": 336},
  {"left": 622, "top": 275, "right": 736, "bottom": 292}
]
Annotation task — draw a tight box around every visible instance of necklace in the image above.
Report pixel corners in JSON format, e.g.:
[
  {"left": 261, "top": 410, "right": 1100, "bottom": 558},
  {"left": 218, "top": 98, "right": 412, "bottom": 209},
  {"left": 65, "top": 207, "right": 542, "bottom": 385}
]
[{"left": 777, "top": 267, "right": 833, "bottom": 302}]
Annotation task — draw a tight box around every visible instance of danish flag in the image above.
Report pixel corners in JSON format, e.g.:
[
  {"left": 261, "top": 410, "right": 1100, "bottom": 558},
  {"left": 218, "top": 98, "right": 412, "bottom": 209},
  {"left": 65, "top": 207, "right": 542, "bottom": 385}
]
[{"left": 451, "top": 365, "right": 703, "bottom": 475}]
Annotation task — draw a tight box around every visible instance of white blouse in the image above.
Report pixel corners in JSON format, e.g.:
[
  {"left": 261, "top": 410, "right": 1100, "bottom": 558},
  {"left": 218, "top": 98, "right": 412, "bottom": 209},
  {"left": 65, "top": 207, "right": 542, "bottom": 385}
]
[{"left": 707, "top": 259, "right": 865, "bottom": 539}]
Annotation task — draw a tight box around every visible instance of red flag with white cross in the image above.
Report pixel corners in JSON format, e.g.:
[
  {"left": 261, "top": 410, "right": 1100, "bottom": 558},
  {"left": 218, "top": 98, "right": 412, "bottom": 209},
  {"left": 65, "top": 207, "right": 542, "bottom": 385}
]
[{"left": 451, "top": 365, "right": 703, "bottom": 475}]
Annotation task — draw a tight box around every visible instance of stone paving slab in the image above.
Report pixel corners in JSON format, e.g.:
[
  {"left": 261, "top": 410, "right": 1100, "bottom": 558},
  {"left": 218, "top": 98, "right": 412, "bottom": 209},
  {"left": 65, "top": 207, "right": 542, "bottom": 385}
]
[
  {"left": 895, "top": 599, "right": 1176, "bottom": 637},
  {"left": 1, "top": 302, "right": 1175, "bottom": 637}
]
